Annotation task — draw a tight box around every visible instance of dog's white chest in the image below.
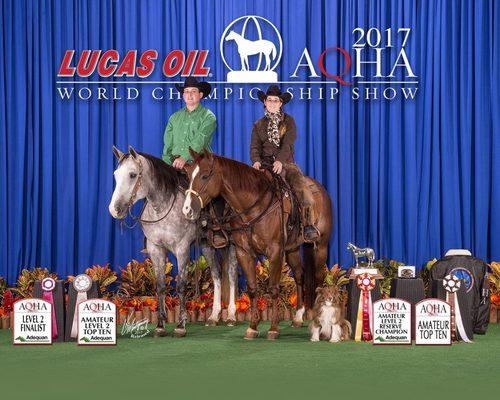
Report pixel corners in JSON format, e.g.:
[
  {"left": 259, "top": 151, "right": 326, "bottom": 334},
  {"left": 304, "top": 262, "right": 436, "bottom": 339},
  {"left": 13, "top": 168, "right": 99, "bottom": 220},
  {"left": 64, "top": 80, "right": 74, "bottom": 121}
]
[{"left": 319, "top": 304, "right": 335, "bottom": 335}]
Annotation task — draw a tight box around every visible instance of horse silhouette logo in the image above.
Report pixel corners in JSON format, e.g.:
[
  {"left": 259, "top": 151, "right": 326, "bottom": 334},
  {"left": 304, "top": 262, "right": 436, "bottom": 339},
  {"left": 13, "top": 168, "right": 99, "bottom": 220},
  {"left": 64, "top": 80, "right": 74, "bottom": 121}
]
[{"left": 220, "top": 15, "right": 282, "bottom": 83}]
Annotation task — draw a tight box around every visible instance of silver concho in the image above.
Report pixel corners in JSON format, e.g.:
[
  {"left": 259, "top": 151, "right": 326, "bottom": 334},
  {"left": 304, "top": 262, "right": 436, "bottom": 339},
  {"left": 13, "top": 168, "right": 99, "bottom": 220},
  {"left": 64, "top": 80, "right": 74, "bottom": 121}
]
[
  {"left": 73, "top": 274, "right": 92, "bottom": 292},
  {"left": 41, "top": 277, "right": 56, "bottom": 292}
]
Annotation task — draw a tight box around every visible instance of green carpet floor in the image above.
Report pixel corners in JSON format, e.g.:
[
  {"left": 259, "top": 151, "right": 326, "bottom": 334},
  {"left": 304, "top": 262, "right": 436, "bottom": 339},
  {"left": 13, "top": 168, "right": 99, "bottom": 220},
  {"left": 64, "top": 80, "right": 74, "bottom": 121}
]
[{"left": 1, "top": 322, "right": 498, "bottom": 400}]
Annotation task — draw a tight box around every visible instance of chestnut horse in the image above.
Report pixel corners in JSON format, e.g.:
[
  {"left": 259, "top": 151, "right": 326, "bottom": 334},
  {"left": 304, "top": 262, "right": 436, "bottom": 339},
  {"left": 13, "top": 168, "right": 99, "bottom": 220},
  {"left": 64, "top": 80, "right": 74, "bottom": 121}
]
[{"left": 183, "top": 149, "right": 332, "bottom": 340}]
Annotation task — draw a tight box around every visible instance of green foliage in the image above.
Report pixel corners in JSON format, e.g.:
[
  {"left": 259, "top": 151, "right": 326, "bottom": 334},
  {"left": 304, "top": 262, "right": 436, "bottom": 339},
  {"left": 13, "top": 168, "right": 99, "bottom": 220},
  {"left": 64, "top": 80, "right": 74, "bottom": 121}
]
[
  {"left": 420, "top": 258, "right": 437, "bottom": 296},
  {"left": 14, "top": 267, "right": 58, "bottom": 299},
  {"left": 324, "top": 264, "right": 349, "bottom": 288},
  {"left": 372, "top": 259, "right": 405, "bottom": 298},
  {"left": 0, "top": 276, "right": 7, "bottom": 297}
]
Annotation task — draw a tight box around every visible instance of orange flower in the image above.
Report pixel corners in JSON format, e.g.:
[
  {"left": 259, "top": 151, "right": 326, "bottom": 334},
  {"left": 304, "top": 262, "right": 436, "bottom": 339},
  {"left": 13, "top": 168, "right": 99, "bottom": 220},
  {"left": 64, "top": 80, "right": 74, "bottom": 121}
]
[
  {"left": 118, "top": 307, "right": 128, "bottom": 315},
  {"left": 164, "top": 296, "right": 178, "bottom": 310},
  {"left": 288, "top": 292, "right": 297, "bottom": 308},
  {"left": 149, "top": 298, "right": 158, "bottom": 312},
  {"left": 257, "top": 297, "right": 267, "bottom": 311},
  {"left": 186, "top": 300, "right": 196, "bottom": 311},
  {"left": 236, "top": 293, "right": 251, "bottom": 313},
  {"left": 491, "top": 293, "right": 500, "bottom": 306},
  {"left": 0, "top": 307, "right": 5, "bottom": 317}
]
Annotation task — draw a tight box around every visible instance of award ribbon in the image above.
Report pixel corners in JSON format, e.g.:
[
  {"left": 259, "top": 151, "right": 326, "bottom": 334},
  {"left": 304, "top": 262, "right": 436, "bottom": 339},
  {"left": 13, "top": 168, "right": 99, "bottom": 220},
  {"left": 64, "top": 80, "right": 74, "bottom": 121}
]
[
  {"left": 355, "top": 273, "right": 375, "bottom": 342},
  {"left": 70, "top": 274, "right": 93, "bottom": 338},
  {"left": 443, "top": 274, "right": 472, "bottom": 343},
  {"left": 41, "top": 277, "right": 58, "bottom": 339}
]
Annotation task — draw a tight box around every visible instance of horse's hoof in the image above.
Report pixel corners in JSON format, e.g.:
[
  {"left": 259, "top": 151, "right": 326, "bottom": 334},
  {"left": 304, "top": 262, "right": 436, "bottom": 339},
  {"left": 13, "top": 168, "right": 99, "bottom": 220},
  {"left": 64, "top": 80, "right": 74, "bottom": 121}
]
[
  {"left": 267, "top": 331, "right": 280, "bottom": 340},
  {"left": 244, "top": 328, "right": 259, "bottom": 340},
  {"left": 173, "top": 328, "right": 187, "bottom": 338},
  {"left": 153, "top": 327, "right": 168, "bottom": 337},
  {"left": 205, "top": 319, "right": 218, "bottom": 327},
  {"left": 291, "top": 320, "right": 303, "bottom": 328},
  {"left": 226, "top": 319, "right": 236, "bottom": 327}
]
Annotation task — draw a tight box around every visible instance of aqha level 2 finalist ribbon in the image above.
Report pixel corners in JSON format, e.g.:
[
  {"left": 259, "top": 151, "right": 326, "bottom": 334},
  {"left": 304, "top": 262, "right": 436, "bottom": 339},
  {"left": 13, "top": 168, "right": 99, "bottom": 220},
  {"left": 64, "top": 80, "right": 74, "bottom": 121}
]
[
  {"left": 443, "top": 274, "right": 472, "bottom": 343},
  {"left": 355, "top": 273, "right": 376, "bottom": 342},
  {"left": 70, "top": 274, "right": 93, "bottom": 338},
  {"left": 41, "top": 278, "right": 58, "bottom": 340}
]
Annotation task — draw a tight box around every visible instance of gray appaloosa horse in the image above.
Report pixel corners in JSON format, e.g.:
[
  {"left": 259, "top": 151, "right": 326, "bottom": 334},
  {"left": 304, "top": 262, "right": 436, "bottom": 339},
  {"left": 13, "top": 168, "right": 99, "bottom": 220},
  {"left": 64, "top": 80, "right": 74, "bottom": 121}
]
[{"left": 108, "top": 145, "right": 238, "bottom": 337}]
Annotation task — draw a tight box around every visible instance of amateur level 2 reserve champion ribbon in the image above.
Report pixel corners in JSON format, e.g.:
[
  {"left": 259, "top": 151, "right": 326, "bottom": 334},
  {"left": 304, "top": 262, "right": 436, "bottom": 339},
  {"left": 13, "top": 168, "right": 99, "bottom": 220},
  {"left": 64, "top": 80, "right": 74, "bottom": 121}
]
[
  {"left": 70, "top": 274, "right": 93, "bottom": 338},
  {"left": 355, "top": 273, "right": 376, "bottom": 341},
  {"left": 41, "top": 277, "right": 58, "bottom": 339},
  {"left": 443, "top": 274, "right": 472, "bottom": 343}
]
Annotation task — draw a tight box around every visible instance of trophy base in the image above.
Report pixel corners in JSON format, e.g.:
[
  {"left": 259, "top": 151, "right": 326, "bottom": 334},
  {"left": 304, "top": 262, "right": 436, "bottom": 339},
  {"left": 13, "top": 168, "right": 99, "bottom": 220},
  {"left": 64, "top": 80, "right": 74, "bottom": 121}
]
[
  {"left": 348, "top": 268, "right": 383, "bottom": 279},
  {"left": 226, "top": 71, "right": 278, "bottom": 83}
]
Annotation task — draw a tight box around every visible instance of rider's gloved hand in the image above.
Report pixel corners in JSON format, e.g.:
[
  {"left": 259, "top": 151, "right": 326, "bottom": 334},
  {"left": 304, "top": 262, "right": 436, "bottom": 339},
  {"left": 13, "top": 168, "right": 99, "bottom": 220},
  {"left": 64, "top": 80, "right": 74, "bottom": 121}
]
[{"left": 252, "top": 161, "right": 261, "bottom": 170}]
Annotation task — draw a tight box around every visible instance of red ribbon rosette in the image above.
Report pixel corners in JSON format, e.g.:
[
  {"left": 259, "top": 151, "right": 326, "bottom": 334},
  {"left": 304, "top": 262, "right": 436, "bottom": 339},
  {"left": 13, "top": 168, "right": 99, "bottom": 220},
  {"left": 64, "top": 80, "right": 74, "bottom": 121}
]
[{"left": 356, "top": 273, "right": 375, "bottom": 341}]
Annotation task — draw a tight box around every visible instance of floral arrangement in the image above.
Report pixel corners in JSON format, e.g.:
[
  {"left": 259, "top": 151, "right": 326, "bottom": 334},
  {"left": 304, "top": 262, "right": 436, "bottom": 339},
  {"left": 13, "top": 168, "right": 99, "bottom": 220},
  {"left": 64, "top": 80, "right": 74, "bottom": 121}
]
[
  {"left": 14, "top": 267, "right": 58, "bottom": 298},
  {"left": 420, "top": 258, "right": 437, "bottom": 296},
  {"left": 489, "top": 262, "right": 500, "bottom": 306},
  {"left": 324, "top": 264, "right": 349, "bottom": 288},
  {"left": 68, "top": 264, "right": 117, "bottom": 298},
  {"left": 0, "top": 276, "right": 7, "bottom": 297},
  {"left": 235, "top": 293, "right": 250, "bottom": 313}
]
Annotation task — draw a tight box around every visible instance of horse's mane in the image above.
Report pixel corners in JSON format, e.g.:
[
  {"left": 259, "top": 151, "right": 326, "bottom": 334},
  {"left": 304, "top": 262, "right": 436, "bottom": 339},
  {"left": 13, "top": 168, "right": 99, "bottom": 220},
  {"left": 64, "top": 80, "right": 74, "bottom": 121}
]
[
  {"left": 208, "top": 155, "right": 271, "bottom": 193},
  {"left": 120, "top": 152, "right": 188, "bottom": 196}
]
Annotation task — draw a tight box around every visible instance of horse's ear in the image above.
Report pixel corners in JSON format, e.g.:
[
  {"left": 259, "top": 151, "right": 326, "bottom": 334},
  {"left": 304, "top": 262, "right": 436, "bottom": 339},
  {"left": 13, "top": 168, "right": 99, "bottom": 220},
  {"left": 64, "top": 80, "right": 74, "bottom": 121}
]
[
  {"left": 189, "top": 147, "right": 199, "bottom": 160},
  {"left": 128, "top": 145, "right": 138, "bottom": 159},
  {"left": 203, "top": 147, "right": 212, "bottom": 160},
  {"left": 112, "top": 145, "right": 123, "bottom": 160}
]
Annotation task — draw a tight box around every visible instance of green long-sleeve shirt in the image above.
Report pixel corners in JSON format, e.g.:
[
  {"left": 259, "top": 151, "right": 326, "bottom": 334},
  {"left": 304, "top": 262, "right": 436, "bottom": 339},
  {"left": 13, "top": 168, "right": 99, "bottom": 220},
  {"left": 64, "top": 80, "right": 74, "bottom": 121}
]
[{"left": 162, "top": 104, "right": 216, "bottom": 164}]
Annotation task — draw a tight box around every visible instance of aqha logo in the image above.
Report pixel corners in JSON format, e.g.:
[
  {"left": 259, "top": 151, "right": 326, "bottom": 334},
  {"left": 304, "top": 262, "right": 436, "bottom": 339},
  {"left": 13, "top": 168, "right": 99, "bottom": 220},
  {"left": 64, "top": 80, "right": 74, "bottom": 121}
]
[
  {"left": 418, "top": 301, "right": 449, "bottom": 316},
  {"left": 18, "top": 301, "right": 48, "bottom": 312},
  {"left": 376, "top": 300, "right": 408, "bottom": 312},
  {"left": 83, "top": 302, "right": 112, "bottom": 312}
]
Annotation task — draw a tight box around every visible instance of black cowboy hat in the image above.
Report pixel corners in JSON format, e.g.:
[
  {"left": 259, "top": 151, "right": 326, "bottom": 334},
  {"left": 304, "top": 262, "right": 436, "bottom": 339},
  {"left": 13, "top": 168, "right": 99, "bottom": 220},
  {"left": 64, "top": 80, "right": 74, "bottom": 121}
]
[
  {"left": 175, "top": 76, "right": 212, "bottom": 98},
  {"left": 257, "top": 85, "right": 292, "bottom": 105}
]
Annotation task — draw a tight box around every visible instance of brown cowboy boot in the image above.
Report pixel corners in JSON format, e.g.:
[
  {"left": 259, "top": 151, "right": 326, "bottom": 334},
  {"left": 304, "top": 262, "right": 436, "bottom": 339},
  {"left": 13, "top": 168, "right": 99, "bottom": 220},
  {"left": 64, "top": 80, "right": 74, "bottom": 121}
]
[{"left": 303, "top": 206, "right": 320, "bottom": 242}]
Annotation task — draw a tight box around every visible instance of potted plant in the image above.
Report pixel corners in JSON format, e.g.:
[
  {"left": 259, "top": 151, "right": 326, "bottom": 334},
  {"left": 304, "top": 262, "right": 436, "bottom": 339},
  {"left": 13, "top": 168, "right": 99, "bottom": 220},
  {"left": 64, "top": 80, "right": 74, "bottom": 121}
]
[
  {"left": 83, "top": 264, "right": 117, "bottom": 298},
  {"left": 14, "top": 267, "right": 58, "bottom": 299},
  {"left": 489, "top": 262, "right": 500, "bottom": 323},
  {"left": 324, "top": 264, "right": 349, "bottom": 317}
]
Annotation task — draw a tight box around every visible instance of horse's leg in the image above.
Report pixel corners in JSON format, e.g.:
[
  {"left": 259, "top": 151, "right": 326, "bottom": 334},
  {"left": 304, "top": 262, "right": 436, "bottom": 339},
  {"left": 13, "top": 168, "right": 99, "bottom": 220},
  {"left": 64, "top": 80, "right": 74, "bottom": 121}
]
[
  {"left": 226, "top": 244, "right": 238, "bottom": 326},
  {"left": 314, "top": 244, "right": 328, "bottom": 290},
  {"left": 173, "top": 246, "right": 190, "bottom": 337},
  {"left": 148, "top": 243, "right": 168, "bottom": 337},
  {"left": 267, "top": 245, "right": 284, "bottom": 340},
  {"left": 235, "top": 246, "right": 259, "bottom": 339},
  {"left": 240, "top": 54, "right": 246, "bottom": 71},
  {"left": 265, "top": 52, "right": 270, "bottom": 71},
  {"left": 286, "top": 249, "right": 305, "bottom": 327},
  {"left": 202, "top": 243, "right": 222, "bottom": 326}
]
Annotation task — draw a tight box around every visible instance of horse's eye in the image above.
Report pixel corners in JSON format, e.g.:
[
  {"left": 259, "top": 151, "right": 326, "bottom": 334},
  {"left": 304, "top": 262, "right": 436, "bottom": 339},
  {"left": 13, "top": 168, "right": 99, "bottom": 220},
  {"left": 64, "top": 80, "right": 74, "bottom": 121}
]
[
  {"left": 130, "top": 172, "right": 137, "bottom": 179},
  {"left": 201, "top": 174, "right": 209, "bottom": 180}
]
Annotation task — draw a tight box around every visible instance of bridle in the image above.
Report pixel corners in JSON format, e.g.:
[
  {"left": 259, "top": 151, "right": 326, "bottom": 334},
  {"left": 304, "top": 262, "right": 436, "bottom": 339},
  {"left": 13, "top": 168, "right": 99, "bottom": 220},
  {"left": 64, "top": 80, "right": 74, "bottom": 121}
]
[
  {"left": 184, "top": 157, "right": 216, "bottom": 210},
  {"left": 118, "top": 155, "right": 178, "bottom": 229},
  {"left": 186, "top": 157, "right": 282, "bottom": 233}
]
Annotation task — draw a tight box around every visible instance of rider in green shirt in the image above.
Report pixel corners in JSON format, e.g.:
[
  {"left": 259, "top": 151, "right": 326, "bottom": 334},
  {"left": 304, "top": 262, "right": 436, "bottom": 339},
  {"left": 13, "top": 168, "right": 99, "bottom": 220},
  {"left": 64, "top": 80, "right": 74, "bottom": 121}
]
[{"left": 162, "top": 77, "right": 216, "bottom": 169}]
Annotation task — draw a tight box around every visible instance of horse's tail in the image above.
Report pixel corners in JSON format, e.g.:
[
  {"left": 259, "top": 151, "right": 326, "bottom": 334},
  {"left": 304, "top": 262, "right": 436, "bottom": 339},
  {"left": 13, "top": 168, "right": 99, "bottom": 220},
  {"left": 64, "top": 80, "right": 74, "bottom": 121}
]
[
  {"left": 303, "top": 243, "right": 316, "bottom": 309},
  {"left": 271, "top": 43, "right": 276, "bottom": 60}
]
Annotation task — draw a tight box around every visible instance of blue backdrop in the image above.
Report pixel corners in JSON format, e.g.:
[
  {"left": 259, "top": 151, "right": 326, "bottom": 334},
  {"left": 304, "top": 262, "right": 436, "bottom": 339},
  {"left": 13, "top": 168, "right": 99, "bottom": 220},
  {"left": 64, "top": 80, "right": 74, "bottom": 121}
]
[{"left": 1, "top": 0, "right": 499, "bottom": 283}]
